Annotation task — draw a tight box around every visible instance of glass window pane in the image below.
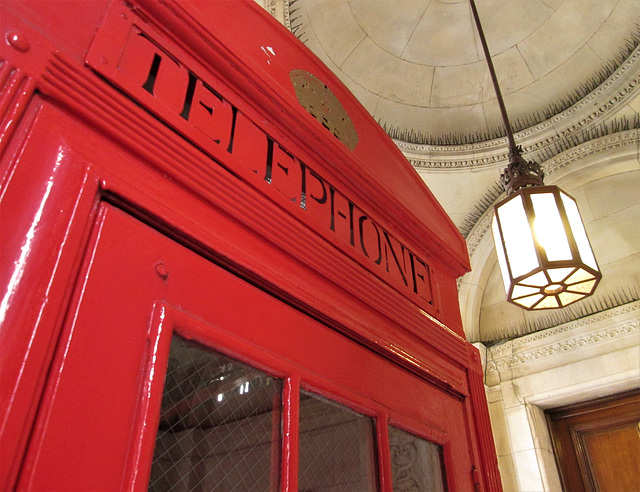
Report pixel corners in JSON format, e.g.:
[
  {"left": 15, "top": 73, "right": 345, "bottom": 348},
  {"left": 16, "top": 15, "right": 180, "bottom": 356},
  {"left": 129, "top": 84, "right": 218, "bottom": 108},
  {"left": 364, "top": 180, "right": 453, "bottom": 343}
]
[
  {"left": 496, "top": 195, "right": 539, "bottom": 278},
  {"left": 298, "top": 391, "right": 378, "bottom": 491},
  {"left": 561, "top": 192, "right": 598, "bottom": 270},
  {"left": 531, "top": 192, "right": 572, "bottom": 261},
  {"left": 149, "top": 335, "right": 282, "bottom": 491},
  {"left": 389, "top": 426, "right": 446, "bottom": 492}
]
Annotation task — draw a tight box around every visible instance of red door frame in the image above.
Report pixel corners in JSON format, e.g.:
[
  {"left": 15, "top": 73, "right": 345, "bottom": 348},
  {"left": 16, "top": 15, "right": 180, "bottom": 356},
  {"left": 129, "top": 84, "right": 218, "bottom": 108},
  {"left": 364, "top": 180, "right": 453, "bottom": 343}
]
[
  {"left": 1, "top": 1, "right": 501, "bottom": 490},
  {"left": 18, "top": 202, "right": 471, "bottom": 490}
]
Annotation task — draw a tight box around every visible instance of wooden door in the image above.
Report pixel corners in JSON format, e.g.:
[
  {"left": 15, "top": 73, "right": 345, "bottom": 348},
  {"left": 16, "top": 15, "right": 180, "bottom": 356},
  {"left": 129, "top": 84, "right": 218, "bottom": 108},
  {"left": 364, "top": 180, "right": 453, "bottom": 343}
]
[{"left": 547, "top": 390, "right": 640, "bottom": 492}]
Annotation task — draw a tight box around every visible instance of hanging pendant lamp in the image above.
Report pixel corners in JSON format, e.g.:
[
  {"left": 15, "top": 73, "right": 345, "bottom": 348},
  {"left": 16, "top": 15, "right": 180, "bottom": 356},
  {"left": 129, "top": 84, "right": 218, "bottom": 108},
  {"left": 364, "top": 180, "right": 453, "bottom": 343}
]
[{"left": 469, "top": 0, "right": 601, "bottom": 310}]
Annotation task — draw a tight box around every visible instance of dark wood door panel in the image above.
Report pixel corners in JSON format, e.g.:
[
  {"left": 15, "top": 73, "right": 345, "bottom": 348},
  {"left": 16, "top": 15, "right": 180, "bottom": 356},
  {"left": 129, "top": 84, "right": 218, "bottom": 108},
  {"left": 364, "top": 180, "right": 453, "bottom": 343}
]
[{"left": 547, "top": 390, "right": 640, "bottom": 492}]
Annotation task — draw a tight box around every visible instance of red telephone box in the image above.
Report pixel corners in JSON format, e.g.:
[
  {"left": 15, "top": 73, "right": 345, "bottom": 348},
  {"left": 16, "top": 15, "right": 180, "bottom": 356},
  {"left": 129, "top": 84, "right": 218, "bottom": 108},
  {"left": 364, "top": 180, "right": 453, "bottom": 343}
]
[{"left": 1, "top": 1, "right": 501, "bottom": 490}]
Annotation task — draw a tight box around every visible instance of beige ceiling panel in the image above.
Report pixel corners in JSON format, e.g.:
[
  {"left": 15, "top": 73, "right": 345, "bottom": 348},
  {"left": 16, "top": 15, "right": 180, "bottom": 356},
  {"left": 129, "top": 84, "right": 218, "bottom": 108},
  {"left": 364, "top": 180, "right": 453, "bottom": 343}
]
[
  {"left": 481, "top": 261, "right": 511, "bottom": 309},
  {"left": 380, "top": 99, "right": 488, "bottom": 138},
  {"left": 593, "top": 253, "right": 640, "bottom": 298},
  {"left": 539, "top": 0, "right": 564, "bottom": 9},
  {"left": 431, "top": 63, "right": 486, "bottom": 107},
  {"left": 587, "top": 204, "right": 640, "bottom": 266},
  {"left": 517, "top": 0, "right": 617, "bottom": 79},
  {"left": 342, "top": 38, "right": 434, "bottom": 106},
  {"left": 305, "top": 0, "right": 366, "bottom": 67},
  {"left": 348, "top": 0, "right": 433, "bottom": 58},
  {"left": 485, "top": 47, "right": 536, "bottom": 97},
  {"left": 472, "top": 0, "right": 555, "bottom": 56},
  {"left": 402, "top": 1, "right": 478, "bottom": 66},
  {"left": 481, "top": 92, "right": 538, "bottom": 133},
  {"left": 418, "top": 166, "right": 501, "bottom": 230},
  {"left": 583, "top": 170, "right": 640, "bottom": 221},
  {"left": 510, "top": 45, "right": 603, "bottom": 110},
  {"left": 479, "top": 278, "right": 527, "bottom": 340},
  {"left": 587, "top": 0, "right": 640, "bottom": 61},
  {"left": 339, "top": 75, "right": 382, "bottom": 117},
  {"left": 373, "top": 97, "right": 432, "bottom": 131}
]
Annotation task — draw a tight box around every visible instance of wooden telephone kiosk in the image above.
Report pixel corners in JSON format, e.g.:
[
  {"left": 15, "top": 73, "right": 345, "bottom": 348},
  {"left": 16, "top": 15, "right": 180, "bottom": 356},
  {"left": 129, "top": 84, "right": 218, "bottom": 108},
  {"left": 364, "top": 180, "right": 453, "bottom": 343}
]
[{"left": 1, "top": 1, "right": 501, "bottom": 490}]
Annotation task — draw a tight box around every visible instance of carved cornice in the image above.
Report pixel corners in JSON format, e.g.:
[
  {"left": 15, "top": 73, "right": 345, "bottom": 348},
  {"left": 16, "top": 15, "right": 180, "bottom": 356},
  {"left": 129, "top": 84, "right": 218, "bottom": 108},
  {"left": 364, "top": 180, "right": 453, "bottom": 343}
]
[
  {"left": 400, "top": 46, "right": 640, "bottom": 170},
  {"left": 543, "top": 128, "right": 640, "bottom": 175},
  {"left": 485, "top": 302, "right": 640, "bottom": 376}
]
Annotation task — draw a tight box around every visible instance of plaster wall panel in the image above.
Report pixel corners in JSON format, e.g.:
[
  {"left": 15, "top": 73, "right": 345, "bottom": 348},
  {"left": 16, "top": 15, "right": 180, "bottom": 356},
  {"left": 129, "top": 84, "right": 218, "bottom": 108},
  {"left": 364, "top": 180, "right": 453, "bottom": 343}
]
[
  {"left": 535, "top": 448, "right": 564, "bottom": 492},
  {"left": 495, "top": 451, "right": 519, "bottom": 492},
  {"left": 582, "top": 170, "right": 640, "bottom": 220},
  {"left": 480, "top": 260, "right": 508, "bottom": 307},
  {"left": 488, "top": 400, "right": 512, "bottom": 458},
  {"left": 500, "top": 380, "right": 525, "bottom": 410},
  {"left": 505, "top": 405, "right": 535, "bottom": 453},
  {"left": 512, "top": 449, "right": 545, "bottom": 492},
  {"left": 479, "top": 279, "right": 528, "bottom": 341},
  {"left": 629, "top": 90, "right": 640, "bottom": 114},
  {"left": 513, "top": 346, "right": 640, "bottom": 404},
  {"left": 486, "top": 393, "right": 521, "bottom": 492},
  {"left": 588, "top": 202, "right": 640, "bottom": 265},
  {"left": 526, "top": 404, "right": 554, "bottom": 454}
]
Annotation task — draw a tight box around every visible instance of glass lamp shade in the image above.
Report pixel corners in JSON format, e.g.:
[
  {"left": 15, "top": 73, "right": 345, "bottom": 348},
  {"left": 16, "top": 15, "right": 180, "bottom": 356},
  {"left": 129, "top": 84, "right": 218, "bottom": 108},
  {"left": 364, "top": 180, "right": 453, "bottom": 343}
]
[{"left": 492, "top": 185, "right": 601, "bottom": 310}]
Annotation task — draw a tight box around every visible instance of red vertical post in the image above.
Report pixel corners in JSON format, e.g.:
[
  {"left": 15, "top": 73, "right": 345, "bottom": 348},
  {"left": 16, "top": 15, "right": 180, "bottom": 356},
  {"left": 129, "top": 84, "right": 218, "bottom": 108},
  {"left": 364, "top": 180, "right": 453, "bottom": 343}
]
[
  {"left": 468, "top": 352, "right": 503, "bottom": 491},
  {"left": 281, "top": 375, "right": 300, "bottom": 491},
  {"left": 377, "top": 411, "right": 393, "bottom": 491}
]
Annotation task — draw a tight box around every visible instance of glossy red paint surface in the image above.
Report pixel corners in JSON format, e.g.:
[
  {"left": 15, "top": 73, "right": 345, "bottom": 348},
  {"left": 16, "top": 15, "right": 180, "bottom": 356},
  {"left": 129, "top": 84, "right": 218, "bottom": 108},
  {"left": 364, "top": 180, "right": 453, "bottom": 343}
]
[{"left": 0, "top": 0, "right": 500, "bottom": 490}]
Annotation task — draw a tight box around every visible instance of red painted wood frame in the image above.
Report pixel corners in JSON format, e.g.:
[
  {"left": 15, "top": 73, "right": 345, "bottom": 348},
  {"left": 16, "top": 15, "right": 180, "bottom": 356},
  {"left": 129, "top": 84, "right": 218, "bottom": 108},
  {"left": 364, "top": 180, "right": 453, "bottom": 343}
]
[{"left": 0, "top": 0, "right": 501, "bottom": 490}]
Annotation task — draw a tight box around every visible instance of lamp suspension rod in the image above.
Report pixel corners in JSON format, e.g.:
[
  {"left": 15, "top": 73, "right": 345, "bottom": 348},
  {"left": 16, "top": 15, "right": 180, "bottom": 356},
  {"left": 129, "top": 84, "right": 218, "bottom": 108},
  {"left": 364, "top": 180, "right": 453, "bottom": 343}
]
[{"left": 468, "top": 0, "right": 518, "bottom": 154}]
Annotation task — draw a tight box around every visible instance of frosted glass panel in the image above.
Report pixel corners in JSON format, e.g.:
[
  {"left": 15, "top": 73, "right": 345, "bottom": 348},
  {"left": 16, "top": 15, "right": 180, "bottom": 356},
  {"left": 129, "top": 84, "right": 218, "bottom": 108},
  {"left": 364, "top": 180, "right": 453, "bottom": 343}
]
[
  {"left": 492, "top": 216, "right": 511, "bottom": 292},
  {"left": 561, "top": 192, "right": 598, "bottom": 270},
  {"left": 496, "top": 195, "right": 538, "bottom": 278},
  {"left": 389, "top": 426, "right": 445, "bottom": 492},
  {"left": 298, "top": 392, "right": 378, "bottom": 491},
  {"left": 532, "top": 193, "right": 572, "bottom": 261}
]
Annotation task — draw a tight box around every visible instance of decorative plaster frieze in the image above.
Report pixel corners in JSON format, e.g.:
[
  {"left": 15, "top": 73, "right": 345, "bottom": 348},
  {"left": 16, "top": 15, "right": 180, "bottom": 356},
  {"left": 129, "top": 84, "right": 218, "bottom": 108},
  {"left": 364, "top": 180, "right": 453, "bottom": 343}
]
[
  {"left": 543, "top": 128, "right": 640, "bottom": 176},
  {"left": 511, "top": 303, "right": 638, "bottom": 347},
  {"left": 400, "top": 46, "right": 640, "bottom": 170},
  {"left": 466, "top": 213, "right": 493, "bottom": 258},
  {"left": 485, "top": 302, "right": 640, "bottom": 377}
]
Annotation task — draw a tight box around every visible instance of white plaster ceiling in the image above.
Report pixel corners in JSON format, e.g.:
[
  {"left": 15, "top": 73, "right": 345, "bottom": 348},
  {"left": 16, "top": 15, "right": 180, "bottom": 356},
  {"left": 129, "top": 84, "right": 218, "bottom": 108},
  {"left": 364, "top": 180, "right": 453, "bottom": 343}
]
[{"left": 293, "top": 0, "right": 639, "bottom": 139}]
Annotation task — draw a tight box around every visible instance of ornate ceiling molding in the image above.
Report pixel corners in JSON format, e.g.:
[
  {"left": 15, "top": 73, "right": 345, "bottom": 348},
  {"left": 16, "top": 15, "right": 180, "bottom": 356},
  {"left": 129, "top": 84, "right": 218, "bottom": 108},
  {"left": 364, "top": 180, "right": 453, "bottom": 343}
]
[
  {"left": 399, "top": 46, "right": 640, "bottom": 170},
  {"left": 484, "top": 302, "right": 639, "bottom": 379}
]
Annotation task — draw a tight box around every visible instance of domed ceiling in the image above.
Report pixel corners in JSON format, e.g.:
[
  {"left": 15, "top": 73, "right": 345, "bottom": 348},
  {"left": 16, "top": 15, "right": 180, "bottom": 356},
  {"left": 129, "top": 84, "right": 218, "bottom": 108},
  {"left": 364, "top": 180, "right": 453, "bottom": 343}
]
[
  {"left": 260, "top": 0, "right": 640, "bottom": 342},
  {"left": 288, "top": 0, "right": 639, "bottom": 143}
]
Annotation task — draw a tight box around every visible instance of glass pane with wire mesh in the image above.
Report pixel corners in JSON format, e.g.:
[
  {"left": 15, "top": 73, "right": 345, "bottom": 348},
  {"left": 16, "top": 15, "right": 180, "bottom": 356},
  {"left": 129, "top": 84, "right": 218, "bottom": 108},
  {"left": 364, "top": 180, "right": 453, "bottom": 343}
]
[
  {"left": 149, "top": 335, "right": 282, "bottom": 491},
  {"left": 298, "top": 391, "right": 379, "bottom": 491},
  {"left": 389, "top": 425, "right": 446, "bottom": 492}
]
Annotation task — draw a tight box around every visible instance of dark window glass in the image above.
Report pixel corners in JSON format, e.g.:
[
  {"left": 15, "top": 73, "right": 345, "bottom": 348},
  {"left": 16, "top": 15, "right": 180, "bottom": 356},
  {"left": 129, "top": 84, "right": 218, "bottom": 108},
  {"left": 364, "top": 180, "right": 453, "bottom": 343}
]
[
  {"left": 389, "top": 425, "right": 446, "bottom": 492},
  {"left": 149, "top": 335, "right": 282, "bottom": 491},
  {"left": 298, "top": 391, "right": 379, "bottom": 491}
]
